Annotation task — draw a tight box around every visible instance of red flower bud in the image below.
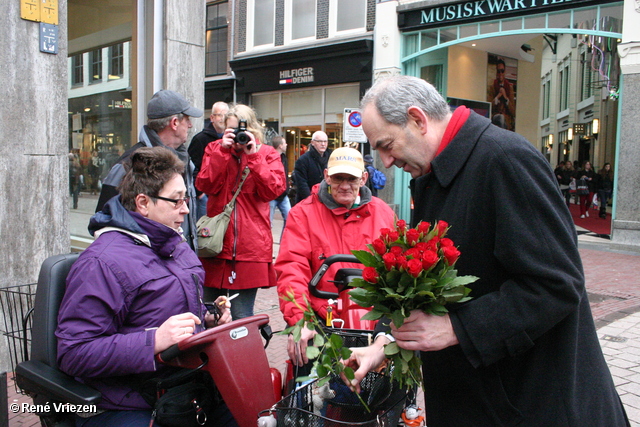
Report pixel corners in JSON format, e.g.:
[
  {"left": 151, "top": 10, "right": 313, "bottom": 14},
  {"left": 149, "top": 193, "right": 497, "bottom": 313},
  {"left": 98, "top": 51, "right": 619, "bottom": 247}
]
[
  {"left": 426, "top": 237, "right": 439, "bottom": 252},
  {"left": 422, "top": 250, "right": 439, "bottom": 270},
  {"left": 362, "top": 267, "right": 379, "bottom": 284},
  {"left": 406, "top": 229, "right": 420, "bottom": 246},
  {"left": 396, "top": 219, "right": 407, "bottom": 236},
  {"left": 380, "top": 228, "right": 392, "bottom": 240},
  {"left": 436, "top": 220, "right": 449, "bottom": 237},
  {"left": 390, "top": 246, "right": 403, "bottom": 256},
  {"left": 443, "top": 246, "right": 460, "bottom": 265},
  {"left": 382, "top": 252, "right": 396, "bottom": 270},
  {"left": 417, "top": 221, "right": 431, "bottom": 235},
  {"left": 388, "top": 231, "right": 399, "bottom": 242},
  {"left": 372, "top": 238, "right": 387, "bottom": 255},
  {"left": 396, "top": 255, "right": 408, "bottom": 270},
  {"left": 440, "top": 238, "right": 454, "bottom": 247},
  {"left": 407, "top": 258, "right": 423, "bottom": 278},
  {"left": 405, "top": 248, "right": 421, "bottom": 259}
]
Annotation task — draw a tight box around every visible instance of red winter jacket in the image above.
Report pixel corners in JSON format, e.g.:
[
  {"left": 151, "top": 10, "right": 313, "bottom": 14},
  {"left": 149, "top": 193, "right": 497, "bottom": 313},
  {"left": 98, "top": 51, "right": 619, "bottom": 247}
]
[
  {"left": 275, "top": 182, "right": 395, "bottom": 325},
  {"left": 196, "top": 141, "right": 286, "bottom": 262}
]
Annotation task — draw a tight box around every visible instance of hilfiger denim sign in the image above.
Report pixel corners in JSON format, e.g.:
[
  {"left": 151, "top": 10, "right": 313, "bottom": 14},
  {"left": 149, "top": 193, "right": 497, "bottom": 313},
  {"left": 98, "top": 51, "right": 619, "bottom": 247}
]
[
  {"left": 279, "top": 67, "right": 314, "bottom": 85},
  {"left": 398, "top": 0, "right": 617, "bottom": 30}
]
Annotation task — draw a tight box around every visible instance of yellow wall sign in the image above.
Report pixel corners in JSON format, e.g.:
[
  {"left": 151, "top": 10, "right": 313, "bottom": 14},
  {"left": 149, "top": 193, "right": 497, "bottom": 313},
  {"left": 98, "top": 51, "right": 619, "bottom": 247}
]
[{"left": 21, "top": 0, "right": 58, "bottom": 25}]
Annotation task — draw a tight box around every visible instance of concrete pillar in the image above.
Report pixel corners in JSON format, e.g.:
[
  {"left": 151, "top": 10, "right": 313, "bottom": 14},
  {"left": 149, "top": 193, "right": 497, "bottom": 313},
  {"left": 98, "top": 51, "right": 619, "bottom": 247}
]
[
  {"left": 0, "top": 2, "right": 69, "bottom": 371},
  {"left": 611, "top": 0, "right": 640, "bottom": 249}
]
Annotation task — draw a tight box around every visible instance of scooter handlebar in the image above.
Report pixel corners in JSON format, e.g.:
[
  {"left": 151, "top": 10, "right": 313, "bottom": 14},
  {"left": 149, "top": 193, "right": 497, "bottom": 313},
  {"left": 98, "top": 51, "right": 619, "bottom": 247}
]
[{"left": 308, "top": 254, "right": 359, "bottom": 299}]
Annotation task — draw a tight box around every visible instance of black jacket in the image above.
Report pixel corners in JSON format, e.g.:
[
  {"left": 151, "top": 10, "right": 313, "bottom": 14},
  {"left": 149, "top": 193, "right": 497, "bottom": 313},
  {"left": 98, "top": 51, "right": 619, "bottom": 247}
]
[
  {"left": 293, "top": 145, "right": 331, "bottom": 204},
  {"left": 409, "top": 111, "right": 627, "bottom": 426},
  {"left": 188, "top": 123, "right": 222, "bottom": 195}
]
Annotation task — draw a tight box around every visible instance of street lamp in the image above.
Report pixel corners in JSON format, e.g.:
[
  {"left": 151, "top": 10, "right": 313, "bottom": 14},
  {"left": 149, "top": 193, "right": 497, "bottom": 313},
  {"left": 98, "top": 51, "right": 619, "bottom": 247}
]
[{"left": 592, "top": 118, "right": 599, "bottom": 138}]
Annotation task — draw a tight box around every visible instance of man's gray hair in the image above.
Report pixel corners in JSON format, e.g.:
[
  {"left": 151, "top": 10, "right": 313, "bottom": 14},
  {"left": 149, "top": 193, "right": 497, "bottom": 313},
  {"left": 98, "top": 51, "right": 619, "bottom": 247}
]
[
  {"left": 271, "top": 135, "right": 285, "bottom": 150},
  {"left": 147, "top": 113, "right": 185, "bottom": 133},
  {"left": 360, "top": 76, "right": 450, "bottom": 126}
]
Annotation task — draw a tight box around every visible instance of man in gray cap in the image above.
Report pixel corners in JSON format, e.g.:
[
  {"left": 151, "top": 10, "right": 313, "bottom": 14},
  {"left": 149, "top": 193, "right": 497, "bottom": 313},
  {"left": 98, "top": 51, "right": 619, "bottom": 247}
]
[{"left": 95, "top": 90, "right": 203, "bottom": 250}]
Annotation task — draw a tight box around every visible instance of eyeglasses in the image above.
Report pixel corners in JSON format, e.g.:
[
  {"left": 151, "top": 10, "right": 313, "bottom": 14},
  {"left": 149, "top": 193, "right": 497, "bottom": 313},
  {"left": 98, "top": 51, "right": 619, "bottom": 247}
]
[
  {"left": 312, "top": 139, "right": 328, "bottom": 143},
  {"left": 497, "top": 68, "right": 506, "bottom": 74},
  {"left": 152, "top": 195, "right": 190, "bottom": 209},
  {"left": 329, "top": 175, "right": 361, "bottom": 185}
]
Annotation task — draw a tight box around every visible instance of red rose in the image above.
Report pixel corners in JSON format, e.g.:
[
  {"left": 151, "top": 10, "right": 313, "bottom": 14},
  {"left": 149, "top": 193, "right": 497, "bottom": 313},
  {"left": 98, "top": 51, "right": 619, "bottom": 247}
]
[
  {"left": 362, "top": 267, "right": 379, "bottom": 284},
  {"left": 404, "top": 248, "right": 421, "bottom": 259},
  {"left": 396, "top": 219, "right": 407, "bottom": 236},
  {"left": 382, "top": 252, "right": 396, "bottom": 270},
  {"left": 372, "top": 238, "right": 387, "bottom": 255},
  {"left": 417, "top": 221, "right": 431, "bottom": 235},
  {"left": 388, "top": 231, "right": 399, "bottom": 242},
  {"left": 422, "top": 250, "right": 439, "bottom": 270},
  {"left": 396, "top": 255, "right": 408, "bottom": 270},
  {"left": 436, "top": 220, "right": 449, "bottom": 237},
  {"left": 414, "top": 242, "right": 429, "bottom": 253},
  {"left": 406, "top": 229, "right": 420, "bottom": 246},
  {"left": 390, "top": 246, "right": 403, "bottom": 256},
  {"left": 443, "top": 246, "right": 460, "bottom": 265},
  {"left": 380, "top": 228, "right": 392, "bottom": 240},
  {"left": 425, "top": 237, "right": 439, "bottom": 252},
  {"left": 407, "top": 258, "right": 423, "bottom": 278},
  {"left": 440, "top": 238, "right": 454, "bottom": 247}
]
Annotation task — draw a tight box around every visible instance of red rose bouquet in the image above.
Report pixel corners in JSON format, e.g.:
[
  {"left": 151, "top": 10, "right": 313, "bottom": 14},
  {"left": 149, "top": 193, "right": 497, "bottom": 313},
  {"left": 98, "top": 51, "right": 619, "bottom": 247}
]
[{"left": 349, "top": 219, "right": 477, "bottom": 390}]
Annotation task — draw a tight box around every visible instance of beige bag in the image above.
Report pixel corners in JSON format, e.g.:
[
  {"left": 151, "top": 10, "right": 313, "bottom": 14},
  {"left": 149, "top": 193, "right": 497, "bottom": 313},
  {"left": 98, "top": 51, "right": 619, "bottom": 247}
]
[{"left": 196, "top": 168, "right": 249, "bottom": 258}]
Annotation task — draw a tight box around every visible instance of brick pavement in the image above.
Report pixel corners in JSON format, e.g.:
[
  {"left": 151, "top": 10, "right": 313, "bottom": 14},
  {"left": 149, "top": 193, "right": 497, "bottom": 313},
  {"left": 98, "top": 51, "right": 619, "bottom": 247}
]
[{"left": 5, "top": 215, "right": 640, "bottom": 426}]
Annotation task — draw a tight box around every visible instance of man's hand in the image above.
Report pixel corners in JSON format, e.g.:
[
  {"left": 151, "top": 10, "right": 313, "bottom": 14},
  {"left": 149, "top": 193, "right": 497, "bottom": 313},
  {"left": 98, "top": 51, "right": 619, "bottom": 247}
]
[
  {"left": 154, "top": 312, "right": 201, "bottom": 354},
  {"left": 287, "top": 326, "right": 317, "bottom": 367},
  {"left": 391, "top": 311, "right": 458, "bottom": 352},
  {"left": 341, "top": 335, "right": 389, "bottom": 394}
]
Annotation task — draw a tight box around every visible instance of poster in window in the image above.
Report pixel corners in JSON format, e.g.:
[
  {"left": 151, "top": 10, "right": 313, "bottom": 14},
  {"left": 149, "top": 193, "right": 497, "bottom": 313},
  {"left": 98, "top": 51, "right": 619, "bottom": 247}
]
[{"left": 487, "top": 54, "right": 517, "bottom": 131}]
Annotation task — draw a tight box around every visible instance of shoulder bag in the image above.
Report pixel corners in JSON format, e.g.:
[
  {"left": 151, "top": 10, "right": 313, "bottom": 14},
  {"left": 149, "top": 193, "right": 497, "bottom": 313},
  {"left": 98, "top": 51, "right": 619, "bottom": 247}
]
[{"left": 196, "top": 167, "right": 249, "bottom": 258}]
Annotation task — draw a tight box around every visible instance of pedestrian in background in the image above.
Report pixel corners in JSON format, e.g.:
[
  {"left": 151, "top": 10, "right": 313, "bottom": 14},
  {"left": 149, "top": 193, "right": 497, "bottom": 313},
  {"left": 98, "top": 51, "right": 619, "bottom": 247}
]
[
  {"left": 269, "top": 135, "right": 290, "bottom": 241},
  {"left": 575, "top": 160, "right": 597, "bottom": 218},
  {"left": 597, "top": 162, "right": 614, "bottom": 219},
  {"left": 196, "top": 104, "right": 286, "bottom": 320},
  {"left": 554, "top": 160, "right": 573, "bottom": 208},
  {"left": 189, "top": 101, "right": 230, "bottom": 220},
  {"left": 293, "top": 131, "right": 332, "bottom": 204}
]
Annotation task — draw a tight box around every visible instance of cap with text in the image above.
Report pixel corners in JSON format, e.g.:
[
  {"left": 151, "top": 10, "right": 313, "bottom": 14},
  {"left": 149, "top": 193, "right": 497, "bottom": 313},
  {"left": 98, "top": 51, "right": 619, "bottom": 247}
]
[
  {"left": 147, "top": 90, "right": 204, "bottom": 119},
  {"left": 327, "top": 147, "right": 364, "bottom": 178}
]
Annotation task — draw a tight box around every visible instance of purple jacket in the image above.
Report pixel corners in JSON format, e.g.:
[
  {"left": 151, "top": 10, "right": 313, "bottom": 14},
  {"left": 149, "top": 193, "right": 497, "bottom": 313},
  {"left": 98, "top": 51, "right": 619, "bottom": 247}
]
[{"left": 56, "top": 197, "right": 206, "bottom": 410}]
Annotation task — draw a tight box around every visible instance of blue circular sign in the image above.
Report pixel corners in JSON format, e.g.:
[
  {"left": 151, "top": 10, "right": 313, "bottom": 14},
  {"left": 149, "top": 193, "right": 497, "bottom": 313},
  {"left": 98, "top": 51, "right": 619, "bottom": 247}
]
[{"left": 348, "top": 111, "right": 362, "bottom": 127}]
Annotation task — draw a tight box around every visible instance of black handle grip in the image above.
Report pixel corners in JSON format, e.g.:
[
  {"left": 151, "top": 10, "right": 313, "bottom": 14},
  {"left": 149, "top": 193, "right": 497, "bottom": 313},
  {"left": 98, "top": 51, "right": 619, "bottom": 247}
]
[
  {"left": 308, "top": 254, "right": 360, "bottom": 299},
  {"left": 158, "top": 344, "right": 181, "bottom": 362}
]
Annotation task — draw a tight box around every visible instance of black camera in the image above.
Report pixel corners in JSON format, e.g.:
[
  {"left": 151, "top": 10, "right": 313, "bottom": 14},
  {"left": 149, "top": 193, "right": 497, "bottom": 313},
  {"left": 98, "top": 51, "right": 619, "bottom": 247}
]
[{"left": 233, "top": 120, "right": 251, "bottom": 145}]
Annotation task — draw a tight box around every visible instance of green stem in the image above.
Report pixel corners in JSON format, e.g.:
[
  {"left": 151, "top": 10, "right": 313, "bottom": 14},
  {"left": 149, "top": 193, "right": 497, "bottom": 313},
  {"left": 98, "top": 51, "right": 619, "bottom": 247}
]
[{"left": 353, "top": 388, "right": 371, "bottom": 413}]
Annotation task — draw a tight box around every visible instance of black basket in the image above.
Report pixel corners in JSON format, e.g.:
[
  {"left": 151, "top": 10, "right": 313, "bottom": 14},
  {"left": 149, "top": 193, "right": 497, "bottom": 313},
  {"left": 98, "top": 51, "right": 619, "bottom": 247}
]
[
  {"left": 0, "top": 283, "right": 37, "bottom": 393},
  {"left": 262, "top": 371, "right": 407, "bottom": 426},
  {"left": 321, "top": 327, "right": 374, "bottom": 349}
]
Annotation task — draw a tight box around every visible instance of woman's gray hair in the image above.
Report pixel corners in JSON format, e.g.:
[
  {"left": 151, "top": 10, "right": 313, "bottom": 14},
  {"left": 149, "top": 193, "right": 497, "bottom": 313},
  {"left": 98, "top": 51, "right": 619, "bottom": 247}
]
[{"left": 360, "top": 76, "right": 450, "bottom": 126}]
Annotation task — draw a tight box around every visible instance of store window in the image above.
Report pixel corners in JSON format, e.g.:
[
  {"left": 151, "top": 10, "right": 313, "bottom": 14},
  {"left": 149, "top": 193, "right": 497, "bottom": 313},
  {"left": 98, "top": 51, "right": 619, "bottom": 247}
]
[
  {"left": 109, "top": 44, "right": 124, "bottom": 80},
  {"left": 330, "top": 0, "right": 366, "bottom": 34},
  {"left": 90, "top": 49, "right": 102, "bottom": 84},
  {"left": 206, "top": 2, "right": 228, "bottom": 76},
  {"left": 72, "top": 54, "right": 83, "bottom": 87},
  {"left": 249, "top": 0, "right": 274, "bottom": 48}
]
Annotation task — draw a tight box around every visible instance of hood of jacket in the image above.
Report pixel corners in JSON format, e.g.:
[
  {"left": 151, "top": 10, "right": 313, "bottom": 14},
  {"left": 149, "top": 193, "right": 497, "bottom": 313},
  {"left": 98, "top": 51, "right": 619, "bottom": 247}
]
[{"left": 89, "top": 196, "right": 184, "bottom": 258}]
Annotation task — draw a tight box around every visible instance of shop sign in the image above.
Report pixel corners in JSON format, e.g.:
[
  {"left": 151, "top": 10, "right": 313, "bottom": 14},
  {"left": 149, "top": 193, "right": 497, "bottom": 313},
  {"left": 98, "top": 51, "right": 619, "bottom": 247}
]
[
  {"left": 398, "top": 0, "right": 616, "bottom": 30},
  {"left": 573, "top": 123, "right": 586, "bottom": 135},
  {"left": 343, "top": 108, "right": 367, "bottom": 144},
  {"left": 279, "top": 67, "right": 314, "bottom": 85},
  {"left": 112, "top": 100, "right": 132, "bottom": 109}
]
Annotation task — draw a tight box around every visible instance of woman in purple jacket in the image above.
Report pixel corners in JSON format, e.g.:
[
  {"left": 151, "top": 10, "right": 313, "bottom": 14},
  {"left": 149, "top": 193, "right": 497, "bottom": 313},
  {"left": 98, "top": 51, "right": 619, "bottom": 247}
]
[{"left": 56, "top": 147, "right": 234, "bottom": 426}]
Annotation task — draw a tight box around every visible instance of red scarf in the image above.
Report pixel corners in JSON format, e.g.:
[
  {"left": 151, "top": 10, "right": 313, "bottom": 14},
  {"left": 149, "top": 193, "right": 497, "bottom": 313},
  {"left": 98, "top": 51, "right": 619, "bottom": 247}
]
[{"left": 434, "top": 106, "right": 470, "bottom": 158}]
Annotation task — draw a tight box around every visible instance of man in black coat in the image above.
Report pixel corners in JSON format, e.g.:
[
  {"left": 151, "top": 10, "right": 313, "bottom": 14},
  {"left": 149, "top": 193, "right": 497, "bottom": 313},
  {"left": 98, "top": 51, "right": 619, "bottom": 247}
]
[
  {"left": 188, "top": 101, "right": 229, "bottom": 219},
  {"left": 293, "top": 131, "right": 331, "bottom": 204},
  {"left": 345, "top": 76, "right": 629, "bottom": 426},
  {"left": 95, "top": 90, "right": 203, "bottom": 251}
]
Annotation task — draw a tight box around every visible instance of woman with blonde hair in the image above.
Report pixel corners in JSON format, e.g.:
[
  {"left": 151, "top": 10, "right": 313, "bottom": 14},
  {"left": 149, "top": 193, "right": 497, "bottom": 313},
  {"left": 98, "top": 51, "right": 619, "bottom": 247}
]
[{"left": 196, "top": 104, "right": 286, "bottom": 319}]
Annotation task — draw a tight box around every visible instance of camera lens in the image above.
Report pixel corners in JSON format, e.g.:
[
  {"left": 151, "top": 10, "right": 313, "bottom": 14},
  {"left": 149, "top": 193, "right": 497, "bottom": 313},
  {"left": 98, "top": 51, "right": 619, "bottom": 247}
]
[{"left": 234, "top": 131, "right": 250, "bottom": 145}]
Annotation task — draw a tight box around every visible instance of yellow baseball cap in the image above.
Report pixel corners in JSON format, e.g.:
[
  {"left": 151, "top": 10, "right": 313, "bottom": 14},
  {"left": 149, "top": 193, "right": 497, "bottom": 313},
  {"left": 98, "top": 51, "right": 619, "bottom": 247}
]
[{"left": 327, "top": 147, "right": 364, "bottom": 178}]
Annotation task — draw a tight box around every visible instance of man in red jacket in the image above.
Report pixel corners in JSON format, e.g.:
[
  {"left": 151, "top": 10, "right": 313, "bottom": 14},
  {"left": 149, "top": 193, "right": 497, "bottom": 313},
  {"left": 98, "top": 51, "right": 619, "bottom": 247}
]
[{"left": 275, "top": 147, "right": 395, "bottom": 368}]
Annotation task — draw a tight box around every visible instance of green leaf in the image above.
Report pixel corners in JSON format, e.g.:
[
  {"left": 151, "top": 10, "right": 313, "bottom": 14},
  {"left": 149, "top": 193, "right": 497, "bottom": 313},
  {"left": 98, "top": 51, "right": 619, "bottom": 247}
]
[
  {"left": 351, "top": 250, "right": 379, "bottom": 267},
  {"left": 361, "top": 309, "right": 384, "bottom": 321},
  {"left": 316, "top": 364, "right": 328, "bottom": 378},
  {"left": 400, "top": 348, "right": 414, "bottom": 362},
  {"left": 313, "top": 333, "right": 325, "bottom": 347},
  {"left": 330, "top": 333, "right": 344, "bottom": 349},
  {"left": 384, "top": 341, "right": 400, "bottom": 356},
  {"left": 341, "top": 347, "right": 352, "bottom": 359},
  {"left": 306, "top": 346, "right": 320, "bottom": 360},
  {"left": 292, "top": 325, "right": 302, "bottom": 343},
  {"left": 390, "top": 310, "right": 406, "bottom": 328},
  {"left": 343, "top": 366, "right": 355, "bottom": 381},
  {"left": 317, "top": 376, "right": 330, "bottom": 387}
]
